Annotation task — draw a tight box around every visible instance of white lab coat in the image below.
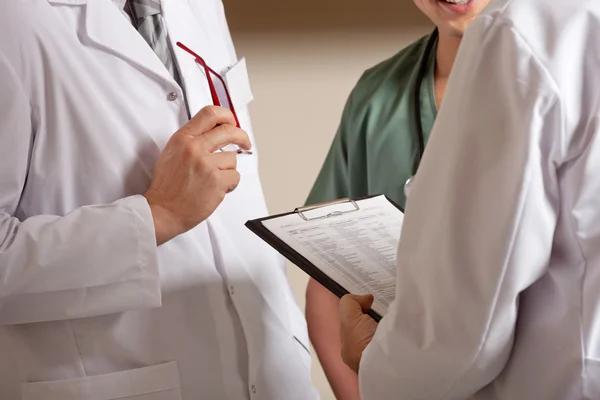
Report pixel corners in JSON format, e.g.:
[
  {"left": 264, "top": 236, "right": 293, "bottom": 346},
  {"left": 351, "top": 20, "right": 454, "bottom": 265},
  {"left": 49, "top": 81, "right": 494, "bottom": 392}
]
[
  {"left": 0, "top": 1, "right": 318, "bottom": 399},
  {"left": 359, "top": 0, "right": 600, "bottom": 399}
]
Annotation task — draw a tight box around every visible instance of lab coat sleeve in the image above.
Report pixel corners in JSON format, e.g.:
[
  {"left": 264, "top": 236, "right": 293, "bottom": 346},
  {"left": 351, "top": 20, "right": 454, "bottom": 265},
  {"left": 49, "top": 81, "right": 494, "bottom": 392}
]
[
  {"left": 359, "top": 16, "right": 563, "bottom": 399},
  {"left": 0, "top": 51, "right": 161, "bottom": 326}
]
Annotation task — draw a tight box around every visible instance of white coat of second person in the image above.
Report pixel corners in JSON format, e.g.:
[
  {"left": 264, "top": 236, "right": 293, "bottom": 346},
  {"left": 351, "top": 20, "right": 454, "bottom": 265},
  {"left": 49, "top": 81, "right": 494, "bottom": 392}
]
[
  {"left": 0, "top": 1, "right": 318, "bottom": 399},
  {"left": 352, "top": 0, "right": 600, "bottom": 399}
]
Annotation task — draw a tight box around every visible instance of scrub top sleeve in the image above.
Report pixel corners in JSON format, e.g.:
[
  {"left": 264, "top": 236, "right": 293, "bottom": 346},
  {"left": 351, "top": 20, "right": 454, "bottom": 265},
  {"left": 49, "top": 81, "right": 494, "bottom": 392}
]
[
  {"left": 306, "top": 93, "right": 356, "bottom": 205},
  {"left": 0, "top": 52, "right": 161, "bottom": 326},
  {"left": 359, "top": 16, "right": 562, "bottom": 399}
]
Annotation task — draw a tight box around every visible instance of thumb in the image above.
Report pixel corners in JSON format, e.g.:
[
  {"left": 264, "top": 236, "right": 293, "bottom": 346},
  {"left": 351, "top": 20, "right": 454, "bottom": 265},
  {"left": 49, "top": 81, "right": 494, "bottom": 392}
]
[
  {"left": 340, "top": 294, "right": 375, "bottom": 318},
  {"left": 353, "top": 294, "right": 375, "bottom": 313}
]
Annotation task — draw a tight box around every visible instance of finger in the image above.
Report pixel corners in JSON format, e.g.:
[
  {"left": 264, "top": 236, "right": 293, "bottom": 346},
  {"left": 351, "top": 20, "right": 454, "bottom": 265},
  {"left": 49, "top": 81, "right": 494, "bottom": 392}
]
[
  {"left": 340, "top": 294, "right": 366, "bottom": 321},
  {"left": 207, "top": 151, "right": 237, "bottom": 170},
  {"left": 180, "top": 106, "right": 237, "bottom": 138},
  {"left": 201, "top": 124, "right": 252, "bottom": 153},
  {"left": 220, "top": 169, "right": 241, "bottom": 193},
  {"left": 353, "top": 294, "right": 375, "bottom": 313},
  {"left": 340, "top": 294, "right": 374, "bottom": 317}
]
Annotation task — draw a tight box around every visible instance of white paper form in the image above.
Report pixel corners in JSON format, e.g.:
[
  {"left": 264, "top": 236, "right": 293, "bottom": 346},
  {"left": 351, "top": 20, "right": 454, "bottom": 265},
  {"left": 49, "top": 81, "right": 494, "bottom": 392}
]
[{"left": 262, "top": 195, "right": 404, "bottom": 317}]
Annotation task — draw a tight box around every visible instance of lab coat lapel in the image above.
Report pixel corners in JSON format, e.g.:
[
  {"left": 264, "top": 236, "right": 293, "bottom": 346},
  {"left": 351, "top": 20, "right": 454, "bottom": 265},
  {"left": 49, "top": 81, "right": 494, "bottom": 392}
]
[{"left": 56, "top": 0, "right": 178, "bottom": 88}]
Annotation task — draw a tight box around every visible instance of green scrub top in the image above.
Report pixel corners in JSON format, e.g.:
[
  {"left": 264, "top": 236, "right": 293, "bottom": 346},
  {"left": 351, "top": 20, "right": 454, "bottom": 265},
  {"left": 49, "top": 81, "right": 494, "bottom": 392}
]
[{"left": 307, "top": 33, "right": 438, "bottom": 210}]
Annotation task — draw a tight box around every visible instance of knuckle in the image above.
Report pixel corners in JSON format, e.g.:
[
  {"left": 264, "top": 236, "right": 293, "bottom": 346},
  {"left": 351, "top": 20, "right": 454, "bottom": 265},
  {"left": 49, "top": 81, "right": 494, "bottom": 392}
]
[
  {"left": 196, "top": 155, "right": 211, "bottom": 170},
  {"left": 176, "top": 124, "right": 192, "bottom": 137},
  {"left": 200, "top": 105, "right": 218, "bottom": 122},
  {"left": 217, "top": 124, "right": 235, "bottom": 140},
  {"left": 183, "top": 141, "right": 198, "bottom": 159},
  {"left": 170, "top": 132, "right": 189, "bottom": 148},
  {"left": 223, "top": 124, "right": 236, "bottom": 136}
]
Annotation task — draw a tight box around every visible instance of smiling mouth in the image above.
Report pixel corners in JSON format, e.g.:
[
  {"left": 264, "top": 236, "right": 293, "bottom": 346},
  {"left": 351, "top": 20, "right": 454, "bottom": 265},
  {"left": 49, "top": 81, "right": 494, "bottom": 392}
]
[{"left": 439, "top": 0, "right": 471, "bottom": 4}]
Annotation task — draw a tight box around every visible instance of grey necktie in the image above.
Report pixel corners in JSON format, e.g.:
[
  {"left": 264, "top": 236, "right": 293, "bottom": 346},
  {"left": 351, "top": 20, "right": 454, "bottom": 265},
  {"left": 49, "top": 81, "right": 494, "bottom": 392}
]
[{"left": 125, "top": 0, "right": 182, "bottom": 85}]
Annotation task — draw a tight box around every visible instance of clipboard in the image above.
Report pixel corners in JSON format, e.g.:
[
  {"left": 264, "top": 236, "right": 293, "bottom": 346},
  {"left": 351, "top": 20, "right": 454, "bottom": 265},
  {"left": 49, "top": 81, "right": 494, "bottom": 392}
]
[{"left": 245, "top": 195, "right": 404, "bottom": 322}]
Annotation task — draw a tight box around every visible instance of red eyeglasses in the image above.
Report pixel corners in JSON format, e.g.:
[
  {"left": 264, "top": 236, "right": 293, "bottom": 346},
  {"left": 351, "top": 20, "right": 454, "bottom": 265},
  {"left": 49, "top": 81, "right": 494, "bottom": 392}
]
[
  {"left": 176, "top": 42, "right": 241, "bottom": 128},
  {"left": 176, "top": 42, "right": 252, "bottom": 155}
]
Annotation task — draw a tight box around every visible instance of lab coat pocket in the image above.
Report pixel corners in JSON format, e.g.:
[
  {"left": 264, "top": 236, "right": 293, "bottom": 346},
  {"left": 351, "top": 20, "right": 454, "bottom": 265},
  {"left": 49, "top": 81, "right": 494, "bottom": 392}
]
[
  {"left": 21, "top": 361, "right": 182, "bottom": 400},
  {"left": 235, "top": 151, "right": 258, "bottom": 177},
  {"left": 225, "top": 58, "right": 254, "bottom": 111},
  {"left": 225, "top": 58, "right": 258, "bottom": 177},
  {"left": 287, "top": 293, "right": 312, "bottom": 371}
]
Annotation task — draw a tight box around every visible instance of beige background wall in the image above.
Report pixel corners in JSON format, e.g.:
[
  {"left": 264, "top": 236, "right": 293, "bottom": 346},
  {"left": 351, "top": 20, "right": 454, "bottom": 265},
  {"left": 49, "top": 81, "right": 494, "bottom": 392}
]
[{"left": 225, "top": 2, "right": 432, "bottom": 398}]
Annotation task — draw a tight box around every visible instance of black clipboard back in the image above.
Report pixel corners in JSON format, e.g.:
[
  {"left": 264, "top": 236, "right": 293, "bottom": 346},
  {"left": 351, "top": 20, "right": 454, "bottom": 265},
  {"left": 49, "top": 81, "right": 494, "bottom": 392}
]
[{"left": 245, "top": 195, "right": 404, "bottom": 322}]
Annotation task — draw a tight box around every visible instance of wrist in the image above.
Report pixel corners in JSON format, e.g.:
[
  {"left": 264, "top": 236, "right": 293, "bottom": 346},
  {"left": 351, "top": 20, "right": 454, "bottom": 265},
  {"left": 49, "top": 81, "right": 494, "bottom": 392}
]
[{"left": 144, "top": 196, "right": 181, "bottom": 246}]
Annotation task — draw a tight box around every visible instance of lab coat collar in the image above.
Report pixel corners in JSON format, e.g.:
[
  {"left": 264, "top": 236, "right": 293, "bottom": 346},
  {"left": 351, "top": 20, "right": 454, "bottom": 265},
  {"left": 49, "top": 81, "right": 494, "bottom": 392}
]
[{"left": 48, "top": 0, "right": 179, "bottom": 89}]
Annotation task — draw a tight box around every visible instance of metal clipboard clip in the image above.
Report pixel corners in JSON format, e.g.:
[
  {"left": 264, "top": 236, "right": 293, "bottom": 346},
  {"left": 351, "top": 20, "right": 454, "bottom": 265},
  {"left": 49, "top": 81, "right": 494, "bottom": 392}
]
[{"left": 294, "top": 198, "right": 360, "bottom": 221}]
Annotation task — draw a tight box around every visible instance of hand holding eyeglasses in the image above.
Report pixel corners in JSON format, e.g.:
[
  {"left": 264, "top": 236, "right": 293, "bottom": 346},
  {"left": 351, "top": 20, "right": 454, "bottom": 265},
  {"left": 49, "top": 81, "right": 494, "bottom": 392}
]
[{"left": 144, "top": 106, "right": 252, "bottom": 246}]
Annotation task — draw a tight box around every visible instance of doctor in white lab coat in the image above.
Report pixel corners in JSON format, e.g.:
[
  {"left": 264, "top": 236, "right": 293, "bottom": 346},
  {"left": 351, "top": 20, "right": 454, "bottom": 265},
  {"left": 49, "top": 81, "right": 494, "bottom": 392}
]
[
  {"left": 339, "top": 0, "right": 600, "bottom": 399},
  {"left": 0, "top": 1, "right": 318, "bottom": 400}
]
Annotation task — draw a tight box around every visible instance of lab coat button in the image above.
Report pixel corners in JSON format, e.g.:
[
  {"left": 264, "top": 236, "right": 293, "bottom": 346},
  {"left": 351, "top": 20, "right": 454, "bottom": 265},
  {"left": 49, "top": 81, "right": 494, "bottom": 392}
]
[
  {"left": 167, "top": 92, "right": 178, "bottom": 101},
  {"left": 251, "top": 385, "right": 257, "bottom": 394}
]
